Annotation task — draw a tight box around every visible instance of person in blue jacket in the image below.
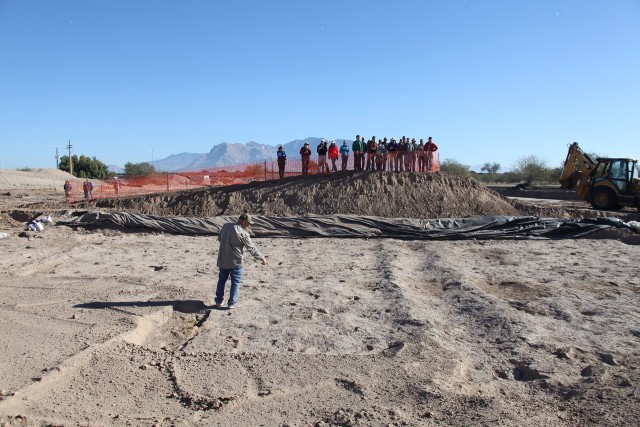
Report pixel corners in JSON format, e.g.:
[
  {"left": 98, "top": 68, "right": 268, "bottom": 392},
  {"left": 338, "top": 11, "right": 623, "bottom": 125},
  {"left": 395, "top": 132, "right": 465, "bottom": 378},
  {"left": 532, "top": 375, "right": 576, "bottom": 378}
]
[{"left": 339, "top": 140, "right": 350, "bottom": 171}]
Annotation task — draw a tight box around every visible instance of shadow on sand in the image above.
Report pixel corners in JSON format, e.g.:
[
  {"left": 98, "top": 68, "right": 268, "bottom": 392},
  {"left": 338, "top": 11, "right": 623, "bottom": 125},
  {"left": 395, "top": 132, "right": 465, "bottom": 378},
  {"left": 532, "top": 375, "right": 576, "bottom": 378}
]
[{"left": 74, "top": 299, "right": 209, "bottom": 314}]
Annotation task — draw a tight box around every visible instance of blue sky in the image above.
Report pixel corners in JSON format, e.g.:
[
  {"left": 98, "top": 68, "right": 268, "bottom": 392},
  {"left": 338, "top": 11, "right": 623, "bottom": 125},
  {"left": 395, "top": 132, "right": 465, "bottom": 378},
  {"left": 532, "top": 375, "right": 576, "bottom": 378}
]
[{"left": 1, "top": 0, "right": 638, "bottom": 171}]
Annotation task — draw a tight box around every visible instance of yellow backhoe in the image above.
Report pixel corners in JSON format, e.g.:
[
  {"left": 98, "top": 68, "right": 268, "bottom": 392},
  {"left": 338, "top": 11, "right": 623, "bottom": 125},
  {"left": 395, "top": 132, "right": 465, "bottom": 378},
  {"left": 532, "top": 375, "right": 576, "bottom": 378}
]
[{"left": 559, "top": 142, "right": 640, "bottom": 211}]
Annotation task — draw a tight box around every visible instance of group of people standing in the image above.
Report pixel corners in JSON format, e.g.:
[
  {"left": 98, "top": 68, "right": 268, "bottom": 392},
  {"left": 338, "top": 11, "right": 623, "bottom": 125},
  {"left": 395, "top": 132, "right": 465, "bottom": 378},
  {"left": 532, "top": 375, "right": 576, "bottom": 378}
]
[
  {"left": 63, "top": 178, "right": 122, "bottom": 202},
  {"left": 352, "top": 135, "right": 438, "bottom": 173},
  {"left": 65, "top": 179, "right": 93, "bottom": 200},
  {"left": 279, "top": 135, "right": 439, "bottom": 176},
  {"left": 82, "top": 179, "right": 94, "bottom": 199}
]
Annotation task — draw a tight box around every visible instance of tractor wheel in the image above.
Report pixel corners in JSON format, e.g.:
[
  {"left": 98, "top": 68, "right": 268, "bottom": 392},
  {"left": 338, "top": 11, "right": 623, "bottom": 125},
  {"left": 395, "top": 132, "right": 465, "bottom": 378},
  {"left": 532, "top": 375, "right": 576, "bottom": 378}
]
[{"left": 590, "top": 187, "right": 617, "bottom": 210}]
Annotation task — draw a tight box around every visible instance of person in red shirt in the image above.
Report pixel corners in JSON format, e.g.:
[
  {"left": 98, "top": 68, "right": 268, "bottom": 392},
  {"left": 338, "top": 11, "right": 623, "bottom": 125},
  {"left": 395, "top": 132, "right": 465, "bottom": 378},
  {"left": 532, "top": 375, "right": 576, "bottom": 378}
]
[
  {"left": 63, "top": 180, "right": 72, "bottom": 201},
  {"left": 328, "top": 140, "right": 339, "bottom": 173},
  {"left": 82, "top": 180, "right": 91, "bottom": 199},
  {"left": 425, "top": 137, "right": 439, "bottom": 172}
]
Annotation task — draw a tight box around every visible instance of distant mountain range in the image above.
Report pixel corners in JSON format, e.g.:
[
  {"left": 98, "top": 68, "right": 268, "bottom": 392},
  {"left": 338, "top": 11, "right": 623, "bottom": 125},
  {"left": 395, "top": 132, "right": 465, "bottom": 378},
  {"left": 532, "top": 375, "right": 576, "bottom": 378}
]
[
  {"left": 135, "top": 138, "right": 351, "bottom": 172},
  {"left": 107, "top": 140, "right": 486, "bottom": 173}
]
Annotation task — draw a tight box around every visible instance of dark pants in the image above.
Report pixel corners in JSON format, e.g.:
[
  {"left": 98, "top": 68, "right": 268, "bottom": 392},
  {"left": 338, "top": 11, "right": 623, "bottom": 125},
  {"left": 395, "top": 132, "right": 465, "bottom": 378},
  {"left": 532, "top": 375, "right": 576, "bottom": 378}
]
[{"left": 354, "top": 152, "right": 364, "bottom": 170}]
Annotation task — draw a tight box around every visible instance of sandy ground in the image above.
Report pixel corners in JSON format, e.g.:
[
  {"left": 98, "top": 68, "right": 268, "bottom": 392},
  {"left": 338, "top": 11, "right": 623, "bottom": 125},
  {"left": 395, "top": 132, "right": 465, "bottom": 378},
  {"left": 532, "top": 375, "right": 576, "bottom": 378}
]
[{"left": 0, "top": 171, "right": 639, "bottom": 426}]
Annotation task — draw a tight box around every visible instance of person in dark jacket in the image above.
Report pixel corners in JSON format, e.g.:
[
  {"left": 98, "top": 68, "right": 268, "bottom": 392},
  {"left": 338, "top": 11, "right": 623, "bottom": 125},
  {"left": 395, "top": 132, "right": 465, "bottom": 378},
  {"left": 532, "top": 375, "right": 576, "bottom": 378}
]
[
  {"left": 410, "top": 138, "right": 418, "bottom": 172},
  {"left": 387, "top": 138, "right": 399, "bottom": 172},
  {"left": 397, "top": 137, "right": 407, "bottom": 172},
  {"left": 277, "top": 145, "right": 287, "bottom": 178},
  {"left": 317, "top": 139, "right": 328, "bottom": 174},
  {"left": 376, "top": 138, "right": 387, "bottom": 171},
  {"left": 300, "top": 142, "right": 312, "bottom": 175}
]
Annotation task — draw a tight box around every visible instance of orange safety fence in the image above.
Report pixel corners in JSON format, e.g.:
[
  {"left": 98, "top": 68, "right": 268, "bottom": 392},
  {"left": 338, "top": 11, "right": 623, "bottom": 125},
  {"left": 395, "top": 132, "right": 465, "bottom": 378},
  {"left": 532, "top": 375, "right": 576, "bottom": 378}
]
[{"left": 63, "top": 152, "right": 439, "bottom": 203}]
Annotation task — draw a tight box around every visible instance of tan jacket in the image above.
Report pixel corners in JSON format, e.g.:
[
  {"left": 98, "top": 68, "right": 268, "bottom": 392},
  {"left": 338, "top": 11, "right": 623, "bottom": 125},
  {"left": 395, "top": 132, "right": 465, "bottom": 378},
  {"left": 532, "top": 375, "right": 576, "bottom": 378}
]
[{"left": 216, "top": 223, "right": 264, "bottom": 269}]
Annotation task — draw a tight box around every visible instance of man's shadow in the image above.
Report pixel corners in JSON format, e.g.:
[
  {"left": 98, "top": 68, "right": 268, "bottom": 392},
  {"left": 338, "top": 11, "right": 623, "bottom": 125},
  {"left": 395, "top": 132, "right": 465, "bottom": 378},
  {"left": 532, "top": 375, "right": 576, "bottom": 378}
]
[{"left": 74, "top": 300, "right": 210, "bottom": 314}]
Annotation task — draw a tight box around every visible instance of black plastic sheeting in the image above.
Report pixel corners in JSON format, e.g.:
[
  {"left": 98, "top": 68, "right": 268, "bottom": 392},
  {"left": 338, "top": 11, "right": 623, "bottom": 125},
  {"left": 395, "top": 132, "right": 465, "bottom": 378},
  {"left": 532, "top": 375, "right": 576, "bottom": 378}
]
[{"left": 59, "top": 211, "right": 638, "bottom": 240}]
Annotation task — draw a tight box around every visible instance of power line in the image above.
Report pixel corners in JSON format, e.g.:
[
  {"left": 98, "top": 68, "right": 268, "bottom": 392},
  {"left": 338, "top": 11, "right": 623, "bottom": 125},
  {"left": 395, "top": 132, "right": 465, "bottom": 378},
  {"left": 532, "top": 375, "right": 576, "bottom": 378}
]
[
  {"left": 67, "top": 140, "right": 73, "bottom": 175},
  {"left": 0, "top": 144, "right": 61, "bottom": 147}
]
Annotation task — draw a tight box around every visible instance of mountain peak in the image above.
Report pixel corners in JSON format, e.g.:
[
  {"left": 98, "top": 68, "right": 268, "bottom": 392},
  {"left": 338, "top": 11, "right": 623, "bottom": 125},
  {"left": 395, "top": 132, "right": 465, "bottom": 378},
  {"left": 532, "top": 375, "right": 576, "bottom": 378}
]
[{"left": 147, "top": 138, "right": 351, "bottom": 172}]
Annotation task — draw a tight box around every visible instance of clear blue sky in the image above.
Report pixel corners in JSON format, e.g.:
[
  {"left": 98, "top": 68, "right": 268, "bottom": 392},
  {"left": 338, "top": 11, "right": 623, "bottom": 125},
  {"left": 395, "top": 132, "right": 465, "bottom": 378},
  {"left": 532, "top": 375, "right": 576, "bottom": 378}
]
[{"left": 1, "top": 0, "right": 638, "bottom": 171}]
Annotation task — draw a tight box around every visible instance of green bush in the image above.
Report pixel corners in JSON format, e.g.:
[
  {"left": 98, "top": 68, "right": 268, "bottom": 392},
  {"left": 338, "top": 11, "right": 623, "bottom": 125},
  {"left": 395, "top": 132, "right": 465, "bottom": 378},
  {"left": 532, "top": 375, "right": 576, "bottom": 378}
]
[
  {"left": 58, "top": 155, "right": 116, "bottom": 179},
  {"left": 124, "top": 162, "right": 157, "bottom": 176}
]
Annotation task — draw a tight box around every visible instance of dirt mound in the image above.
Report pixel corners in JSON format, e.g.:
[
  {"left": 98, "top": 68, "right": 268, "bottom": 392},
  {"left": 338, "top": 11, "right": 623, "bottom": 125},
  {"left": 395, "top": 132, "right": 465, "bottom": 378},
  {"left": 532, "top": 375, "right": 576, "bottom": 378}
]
[
  {"left": 87, "top": 171, "right": 533, "bottom": 218},
  {"left": 0, "top": 168, "right": 75, "bottom": 230},
  {"left": 0, "top": 168, "right": 74, "bottom": 190}
]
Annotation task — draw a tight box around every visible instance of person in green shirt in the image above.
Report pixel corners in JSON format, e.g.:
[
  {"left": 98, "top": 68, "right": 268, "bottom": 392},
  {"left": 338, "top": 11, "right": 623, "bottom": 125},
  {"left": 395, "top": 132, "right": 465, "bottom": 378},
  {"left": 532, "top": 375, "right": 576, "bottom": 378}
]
[{"left": 352, "top": 135, "right": 365, "bottom": 170}]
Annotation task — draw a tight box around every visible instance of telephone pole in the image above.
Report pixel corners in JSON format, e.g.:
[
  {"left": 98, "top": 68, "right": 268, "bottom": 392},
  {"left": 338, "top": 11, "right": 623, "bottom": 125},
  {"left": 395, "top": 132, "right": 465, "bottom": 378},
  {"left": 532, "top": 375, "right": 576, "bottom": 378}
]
[
  {"left": 55, "top": 147, "right": 59, "bottom": 168},
  {"left": 67, "top": 140, "right": 73, "bottom": 175}
]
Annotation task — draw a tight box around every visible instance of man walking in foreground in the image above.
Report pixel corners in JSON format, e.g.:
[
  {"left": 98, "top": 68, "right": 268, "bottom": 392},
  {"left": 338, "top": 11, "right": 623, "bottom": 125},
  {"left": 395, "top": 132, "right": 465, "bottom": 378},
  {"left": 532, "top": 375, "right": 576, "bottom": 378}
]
[{"left": 215, "top": 213, "right": 268, "bottom": 309}]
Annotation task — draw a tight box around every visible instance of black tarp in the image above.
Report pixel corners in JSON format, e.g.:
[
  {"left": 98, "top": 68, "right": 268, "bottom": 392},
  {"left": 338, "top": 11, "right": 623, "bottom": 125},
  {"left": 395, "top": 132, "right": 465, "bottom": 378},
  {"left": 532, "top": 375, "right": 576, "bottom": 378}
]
[{"left": 58, "top": 212, "right": 638, "bottom": 240}]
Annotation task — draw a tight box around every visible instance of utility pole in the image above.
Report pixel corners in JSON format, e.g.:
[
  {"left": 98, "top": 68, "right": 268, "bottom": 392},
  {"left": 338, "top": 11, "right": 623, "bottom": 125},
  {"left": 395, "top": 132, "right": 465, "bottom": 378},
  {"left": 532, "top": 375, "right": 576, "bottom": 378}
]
[
  {"left": 67, "top": 140, "right": 73, "bottom": 175},
  {"left": 55, "top": 147, "right": 59, "bottom": 168}
]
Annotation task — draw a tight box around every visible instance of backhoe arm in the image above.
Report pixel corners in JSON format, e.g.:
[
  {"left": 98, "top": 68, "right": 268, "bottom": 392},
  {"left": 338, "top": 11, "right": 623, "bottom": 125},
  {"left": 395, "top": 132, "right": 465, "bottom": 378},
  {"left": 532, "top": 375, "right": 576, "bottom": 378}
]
[{"left": 559, "top": 142, "right": 596, "bottom": 199}]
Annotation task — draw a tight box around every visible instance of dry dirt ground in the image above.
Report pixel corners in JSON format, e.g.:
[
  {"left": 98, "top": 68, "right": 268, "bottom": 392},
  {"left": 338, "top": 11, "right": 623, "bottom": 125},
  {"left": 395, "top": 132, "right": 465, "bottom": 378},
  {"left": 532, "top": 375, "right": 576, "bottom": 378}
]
[{"left": 0, "top": 170, "right": 639, "bottom": 426}]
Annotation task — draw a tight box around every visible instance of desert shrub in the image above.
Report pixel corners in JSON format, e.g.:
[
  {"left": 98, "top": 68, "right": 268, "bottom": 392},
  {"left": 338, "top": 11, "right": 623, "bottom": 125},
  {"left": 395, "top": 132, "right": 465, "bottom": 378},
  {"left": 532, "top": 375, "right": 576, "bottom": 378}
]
[
  {"left": 124, "top": 162, "right": 157, "bottom": 176},
  {"left": 440, "top": 159, "right": 472, "bottom": 177}
]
